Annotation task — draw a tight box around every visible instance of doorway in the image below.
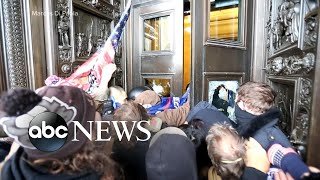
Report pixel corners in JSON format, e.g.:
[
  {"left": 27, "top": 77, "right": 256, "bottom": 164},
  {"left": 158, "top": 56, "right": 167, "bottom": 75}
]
[{"left": 183, "top": 0, "right": 191, "bottom": 93}]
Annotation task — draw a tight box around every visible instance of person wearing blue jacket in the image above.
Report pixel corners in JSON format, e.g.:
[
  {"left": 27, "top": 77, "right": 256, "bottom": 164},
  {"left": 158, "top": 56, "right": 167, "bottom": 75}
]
[{"left": 234, "top": 81, "right": 292, "bottom": 150}]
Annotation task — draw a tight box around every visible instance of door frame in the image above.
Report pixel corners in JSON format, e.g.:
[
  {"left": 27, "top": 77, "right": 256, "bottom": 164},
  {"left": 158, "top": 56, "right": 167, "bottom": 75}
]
[
  {"left": 308, "top": 13, "right": 320, "bottom": 166},
  {"left": 0, "top": 24, "right": 6, "bottom": 92},
  {"left": 126, "top": 0, "right": 184, "bottom": 96},
  {"left": 0, "top": 0, "right": 47, "bottom": 90}
]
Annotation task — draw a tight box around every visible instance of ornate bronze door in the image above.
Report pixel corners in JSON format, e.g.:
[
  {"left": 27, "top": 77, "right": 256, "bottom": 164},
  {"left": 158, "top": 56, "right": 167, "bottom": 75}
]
[
  {"left": 43, "top": 0, "right": 124, "bottom": 87},
  {"left": 249, "top": 0, "right": 320, "bottom": 165},
  {"left": 127, "top": 0, "right": 184, "bottom": 96},
  {"left": 192, "top": 0, "right": 253, "bottom": 115},
  {"left": 262, "top": 0, "right": 319, "bottom": 163}
]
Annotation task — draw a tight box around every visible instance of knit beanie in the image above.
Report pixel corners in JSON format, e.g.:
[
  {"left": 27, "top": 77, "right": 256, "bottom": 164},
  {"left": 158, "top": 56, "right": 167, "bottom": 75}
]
[
  {"left": 267, "top": 144, "right": 309, "bottom": 179},
  {"left": 0, "top": 86, "right": 96, "bottom": 160},
  {"left": 146, "top": 127, "right": 198, "bottom": 180}
]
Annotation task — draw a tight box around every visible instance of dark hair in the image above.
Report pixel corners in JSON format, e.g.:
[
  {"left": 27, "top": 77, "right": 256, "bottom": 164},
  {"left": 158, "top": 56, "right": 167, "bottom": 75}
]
[
  {"left": 112, "top": 101, "right": 149, "bottom": 148},
  {"left": 214, "top": 85, "right": 226, "bottom": 92},
  {"left": 179, "top": 119, "right": 206, "bottom": 148},
  {"left": 180, "top": 119, "right": 212, "bottom": 180},
  {"left": 113, "top": 101, "right": 149, "bottom": 122},
  {"left": 32, "top": 140, "right": 122, "bottom": 180},
  {"left": 0, "top": 88, "right": 42, "bottom": 116}
]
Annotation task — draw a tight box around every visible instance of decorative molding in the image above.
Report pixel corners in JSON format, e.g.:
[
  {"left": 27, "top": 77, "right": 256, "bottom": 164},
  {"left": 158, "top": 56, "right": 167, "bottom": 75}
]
[
  {"left": 56, "top": 0, "right": 118, "bottom": 77},
  {"left": 291, "top": 78, "right": 312, "bottom": 146},
  {"left": 57, "top": 0, "right": 72, "bottom": 76},
  {"left": 267, "top": 77, "right": 300, "bottom": 138},
  {"left": 265, "top": 0, "right": 318, "bottom": 163},
  {"left": 271, "top": 0, "right": 300, "bottom": 51},
  {"left": 266, "top": 0, "right": 272, "bottom": 52},
  {"left": 114, "top": 8, "right": 121, "bottom": 25},
  {"left": 74, "top": 20, "right": 111, "bottom": 59},
  {"left": 271, "top": 80, "right": 295, "bottom": 135},
  {"left": 268, "top": 77, "right": 312, "bottom": 158},
  {"left": 299, "top": 78, "right": 312, "bottom": 107},
  {"left": 304, "top": 16, "right": 318, "bottom": 48},
  {"left": 290, "top": 78, "right": 313, "bottom": 147},
  {"left": 114, "top": 0, "right": 121, "bottom": 11},
  {"left": 277, "top": 87, "right": 293, "bottom": 135},
  {"left": 266, "top": 53, "right": 315, "bottom": 75},
  {"left": 112, "top": 0, "right": 122, "bottom": 87},
  {"left": 114, "top": 12, "right": 123, "bottom": 87},
  {"left": 1, "top": 0, "right": 28, "bottom": 88},
  {"left": 76, "top": 0, "right": 114, "bottom": 16},
  {"left": 291, "top": 107, "right": 309, "bottom": 145}
]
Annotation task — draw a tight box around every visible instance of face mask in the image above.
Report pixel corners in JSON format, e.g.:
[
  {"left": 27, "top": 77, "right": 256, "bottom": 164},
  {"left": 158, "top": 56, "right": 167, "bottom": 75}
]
[{"left": 235, "top": 104, "right": 257, "bottom": 125}]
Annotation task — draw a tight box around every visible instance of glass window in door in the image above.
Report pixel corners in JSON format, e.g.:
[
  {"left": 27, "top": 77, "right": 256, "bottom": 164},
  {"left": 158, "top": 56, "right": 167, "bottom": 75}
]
[
  {"left": 209, "top": 0, "right": 240, "bottom": 41},
  {"left": 144, "top": 15, "right": 172, "bottom": 51}
]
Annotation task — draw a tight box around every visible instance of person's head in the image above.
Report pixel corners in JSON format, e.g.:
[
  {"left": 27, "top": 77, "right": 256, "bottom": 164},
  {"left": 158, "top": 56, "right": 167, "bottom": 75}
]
[
  {"left": 146, "top": 127, "right": 198, "bottom": 180},
  {"left": 217, "top": 85, "right": 229, "bottom": 101},
  {"left": 271, "top": 57, "right": 284, "bottom": 74},
  {"left": 0, "top": 86, "right": 119, "bottom": 178},
  {"left": 206, "top": 124, "right": 246, "bottom": 180},
  {"left": 113, "top": 100, "right": 149, "bottom": 122},
  {"left": 179, "top": 119, "right": 206, "bottom": 148},
  {"left": 0, "top": 88, "right": 42, "bottom": 117},
  {"left": 113, "top": 101, "right": 149, "bottom": 148},
  {"left": 236, "top": 81, "right": 277, "bottom": 115},
  {"left": 108, "top": 86, "right": 127, "bottom": 104},
  {"left": 180, "top": 119, "right": 214, "bottom": 179},
  {"left": 0, "top": 88, "right": 42, "bottom": 138}
]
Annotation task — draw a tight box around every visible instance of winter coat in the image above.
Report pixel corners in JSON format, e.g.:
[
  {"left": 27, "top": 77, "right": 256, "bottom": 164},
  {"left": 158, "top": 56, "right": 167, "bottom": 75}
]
[
  {"left": 241, "top": 167, "right": 267, "bottom": 180},
  {"left": 0, "top": 141, "right": 11, "bottom": 162},
  {"left": 236, "top": 107, "right": 292, "bottom": 150},
  {"left": 186, "top": 101, "right": 236, "bottom": 130}
]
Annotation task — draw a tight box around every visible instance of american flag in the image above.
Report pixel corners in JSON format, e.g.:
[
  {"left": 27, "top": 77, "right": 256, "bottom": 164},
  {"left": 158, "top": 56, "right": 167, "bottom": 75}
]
[{"left": 45, "top": 0, "right": 132, "bottom": 99}]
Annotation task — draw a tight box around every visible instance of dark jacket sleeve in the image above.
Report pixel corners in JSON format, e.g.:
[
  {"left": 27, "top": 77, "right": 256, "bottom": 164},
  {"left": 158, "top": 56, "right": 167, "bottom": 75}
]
[
  {"left": 0, "top": 142, "right": 11, "bottom": 162},
  {"left": 186, "top": 101, "right": 218, "bottom": 122},
  {"left": 241, "top": 167, "right": 268, "bottom": 180}
]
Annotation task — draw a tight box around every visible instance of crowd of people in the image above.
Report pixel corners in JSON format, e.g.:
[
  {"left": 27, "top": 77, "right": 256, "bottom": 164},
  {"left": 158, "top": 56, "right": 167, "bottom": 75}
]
[{"left": 0, "top": 81, "right": 319, "bottom": 180}]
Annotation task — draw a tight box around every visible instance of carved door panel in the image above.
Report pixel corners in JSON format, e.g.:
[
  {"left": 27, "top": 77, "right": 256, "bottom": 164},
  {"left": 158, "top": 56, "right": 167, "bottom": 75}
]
[
  {"left": 0, "top": 35, "right": 6, "bottom": 92},
  {"left": 44, "top": 0, "right": 124, "bottom": 87},
  {"left": 264, "top": 0, "right": 319, "bottom": 160},
  {"left": 128, "top": 0, "right": 184, "bottom": 96}
]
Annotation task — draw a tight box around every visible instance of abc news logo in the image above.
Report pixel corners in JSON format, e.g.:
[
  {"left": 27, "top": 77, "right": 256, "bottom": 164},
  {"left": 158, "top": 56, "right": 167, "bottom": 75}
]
[{"left": 28, "top": 112, "right": 151, "bottom": 152}]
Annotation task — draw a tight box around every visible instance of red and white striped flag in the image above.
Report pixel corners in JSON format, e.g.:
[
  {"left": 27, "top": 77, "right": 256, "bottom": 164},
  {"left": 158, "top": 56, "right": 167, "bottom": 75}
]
[{"left": 45, "top": 0, "right": 132, "bottom": 101}]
